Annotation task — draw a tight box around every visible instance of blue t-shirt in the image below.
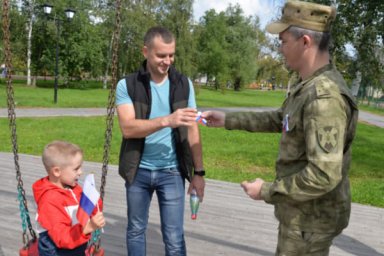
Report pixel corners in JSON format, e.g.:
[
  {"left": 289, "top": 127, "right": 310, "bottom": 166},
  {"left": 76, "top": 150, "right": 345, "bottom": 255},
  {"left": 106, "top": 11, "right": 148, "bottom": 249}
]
[{"left": 115, "top": 77, "right": 197, "bottom": 170}]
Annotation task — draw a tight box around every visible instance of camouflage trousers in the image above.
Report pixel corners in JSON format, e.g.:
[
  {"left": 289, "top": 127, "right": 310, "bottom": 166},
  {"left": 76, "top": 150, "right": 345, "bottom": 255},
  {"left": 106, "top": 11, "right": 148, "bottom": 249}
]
[{"left": 275, "top": 224, "right": 341, "bottom": 256}]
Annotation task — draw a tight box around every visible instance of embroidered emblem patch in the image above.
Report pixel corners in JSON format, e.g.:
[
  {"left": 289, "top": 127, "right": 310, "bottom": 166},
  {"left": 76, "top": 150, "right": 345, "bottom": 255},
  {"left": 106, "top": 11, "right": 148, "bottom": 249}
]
[{"left": 317, "top": 126, "right": 338, "bottom": 153}]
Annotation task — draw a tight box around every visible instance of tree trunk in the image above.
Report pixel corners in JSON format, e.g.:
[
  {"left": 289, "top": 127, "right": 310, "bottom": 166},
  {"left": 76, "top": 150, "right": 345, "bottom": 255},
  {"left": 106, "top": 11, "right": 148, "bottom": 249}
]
[
  {"left": 26, "top": 1, "right": 34, "bottom": 86},
  {"left": 103, "top": 33, "right": 114, "bottom": 89},
  {"left": 234, "top": 77, "right": 241, "bottom": 91}
]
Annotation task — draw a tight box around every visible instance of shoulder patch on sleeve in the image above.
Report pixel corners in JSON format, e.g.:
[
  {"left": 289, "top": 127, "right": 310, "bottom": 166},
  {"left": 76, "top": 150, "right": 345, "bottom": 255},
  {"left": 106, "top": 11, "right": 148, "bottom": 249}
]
[
  {"left": 317, "top": 126, "right": 339, "bottom": 153},
  {"left": 315, "top": 80, "right": 331, "bottom": 97}
]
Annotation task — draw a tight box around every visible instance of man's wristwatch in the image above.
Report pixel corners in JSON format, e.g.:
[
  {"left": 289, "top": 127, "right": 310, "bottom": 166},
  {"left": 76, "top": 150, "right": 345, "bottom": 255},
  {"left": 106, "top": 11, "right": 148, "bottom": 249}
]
[{"left": 194, "top": 169, "right": 205, "bottom": 177}]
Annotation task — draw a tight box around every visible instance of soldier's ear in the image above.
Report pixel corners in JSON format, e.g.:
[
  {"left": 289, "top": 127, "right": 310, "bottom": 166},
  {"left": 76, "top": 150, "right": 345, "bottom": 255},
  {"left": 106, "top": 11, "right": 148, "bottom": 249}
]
[{"left": 302, "top": 35, "right": 311, "bottom": 48}]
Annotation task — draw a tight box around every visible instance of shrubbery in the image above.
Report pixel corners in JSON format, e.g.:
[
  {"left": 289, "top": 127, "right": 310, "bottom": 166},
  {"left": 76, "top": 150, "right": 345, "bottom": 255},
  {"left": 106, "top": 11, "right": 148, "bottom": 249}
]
[{"left": 36, "top": 80, "right": 105, "bottom": 89}]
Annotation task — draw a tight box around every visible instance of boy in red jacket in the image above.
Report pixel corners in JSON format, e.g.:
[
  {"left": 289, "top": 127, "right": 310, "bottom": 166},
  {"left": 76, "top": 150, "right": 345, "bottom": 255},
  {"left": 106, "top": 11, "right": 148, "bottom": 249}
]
[{"left": 33, "top": 141, "right": 105, "bottom": 256}]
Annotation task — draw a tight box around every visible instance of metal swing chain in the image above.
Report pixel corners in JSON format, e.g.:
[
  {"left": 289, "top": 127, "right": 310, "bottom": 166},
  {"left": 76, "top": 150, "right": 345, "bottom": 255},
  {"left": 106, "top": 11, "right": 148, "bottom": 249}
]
[
  {"left": 2, "top": 0, "right": 37, "bottom": 245},
  {"left": 99, "top": 0, "right": 122, "bottom": 201},
  {"left": 89, "top": 0, "right": 122, "bottom": 254}
]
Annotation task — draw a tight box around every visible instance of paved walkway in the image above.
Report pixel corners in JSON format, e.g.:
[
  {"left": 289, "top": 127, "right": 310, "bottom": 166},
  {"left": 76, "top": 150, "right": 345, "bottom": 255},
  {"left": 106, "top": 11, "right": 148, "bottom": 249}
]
[
  {"left": 0, "top": 107, "right": 383, "bottom": 128},
  {"left": 0, "top": 153, "right": 383, "bottom": 256}
]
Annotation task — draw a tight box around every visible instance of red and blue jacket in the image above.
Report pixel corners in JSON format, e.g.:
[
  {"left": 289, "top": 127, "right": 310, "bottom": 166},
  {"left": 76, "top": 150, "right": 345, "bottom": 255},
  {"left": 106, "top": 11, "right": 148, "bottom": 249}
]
[{"left": 33, "top": 176, "right": 102, "bottom": 249}]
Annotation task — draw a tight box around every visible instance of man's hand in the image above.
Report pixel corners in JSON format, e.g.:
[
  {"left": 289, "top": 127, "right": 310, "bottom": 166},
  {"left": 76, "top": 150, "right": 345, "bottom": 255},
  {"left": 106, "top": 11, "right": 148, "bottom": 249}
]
[
  {"left": 165, "top": 108, "right": 198, "bottom": 128},
  {"left": 188, "top": 175, "right": 205, "bottom": 202},
  {"left": 241, "top": 178, "right": 265, "bottom": 200},
  {"left": 201, "top": 111, "right": 226, "bottom": 127}
]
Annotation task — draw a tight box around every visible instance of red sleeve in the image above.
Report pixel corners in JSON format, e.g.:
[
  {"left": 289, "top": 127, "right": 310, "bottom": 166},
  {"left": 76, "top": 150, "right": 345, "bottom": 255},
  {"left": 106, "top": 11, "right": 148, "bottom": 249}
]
[{"left": 38, "top": 197, "right": 90, "bottom": 249}]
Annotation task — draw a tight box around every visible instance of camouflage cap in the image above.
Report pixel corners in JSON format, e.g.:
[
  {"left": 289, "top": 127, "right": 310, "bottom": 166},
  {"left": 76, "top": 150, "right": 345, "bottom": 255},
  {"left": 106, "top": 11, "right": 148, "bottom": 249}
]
[{"left": 266, "top": 1, "right": 336, "bottom": 34}]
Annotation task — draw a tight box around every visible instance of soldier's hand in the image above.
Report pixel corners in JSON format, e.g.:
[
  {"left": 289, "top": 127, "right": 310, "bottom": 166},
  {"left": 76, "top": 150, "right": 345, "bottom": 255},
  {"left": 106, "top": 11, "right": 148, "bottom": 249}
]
[
  {"left": 241, "top": 178, "right": 264, "bottom": 200},
  {"left": 201, "top": 111, "right": 225, "bottom": 127}
]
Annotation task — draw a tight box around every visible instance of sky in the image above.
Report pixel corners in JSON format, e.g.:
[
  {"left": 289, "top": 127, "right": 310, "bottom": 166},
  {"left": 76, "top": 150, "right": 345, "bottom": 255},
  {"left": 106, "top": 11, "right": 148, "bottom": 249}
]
[
  {"left": 193, "top": 0, "right": 357, "bottom": 56},
  {"left": 193, "top": 0, "right": 285, "bottom": 30}
]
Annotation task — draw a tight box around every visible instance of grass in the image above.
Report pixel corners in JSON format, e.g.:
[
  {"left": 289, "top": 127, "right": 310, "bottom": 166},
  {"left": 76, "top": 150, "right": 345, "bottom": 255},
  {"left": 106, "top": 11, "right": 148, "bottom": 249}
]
[
  {"left": 0, "top": 84, "right": 110, "bottom": 108},
  {"left": 1, "top": 84, "right": 383, "bottom": 207},
  {"left": 348, "top": 124, "right": 384, "bottom": 207},
  {"left": 0, "top": 117, "right": 383, "bottom": 207},
  {"left": 196, "top": 87, "right": 287, "bottom": 107},
  {"left": 0, "top": 84, "right": 286, "bottom": 108}
]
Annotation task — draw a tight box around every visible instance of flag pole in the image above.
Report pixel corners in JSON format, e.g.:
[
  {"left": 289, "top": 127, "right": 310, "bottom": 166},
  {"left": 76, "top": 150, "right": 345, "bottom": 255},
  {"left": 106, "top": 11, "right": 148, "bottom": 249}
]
[{"left": 97, "top": 202, "right": 104, "bottom": 233}]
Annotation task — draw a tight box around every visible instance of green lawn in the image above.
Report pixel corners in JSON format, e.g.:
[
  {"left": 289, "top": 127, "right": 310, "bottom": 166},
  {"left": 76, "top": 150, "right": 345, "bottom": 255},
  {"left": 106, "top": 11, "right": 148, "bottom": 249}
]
[
  {"left": 196, "top": 87, "right": 287, "bottom": 107},
  {"left": 0, "top": 84, "right": 286, "bottom": 108},
  {"left": 1, "top": 84, "right": 383, "bottom": 207},
  {"left": 0, "top": 84, "right": 110, "bottom": 108}
]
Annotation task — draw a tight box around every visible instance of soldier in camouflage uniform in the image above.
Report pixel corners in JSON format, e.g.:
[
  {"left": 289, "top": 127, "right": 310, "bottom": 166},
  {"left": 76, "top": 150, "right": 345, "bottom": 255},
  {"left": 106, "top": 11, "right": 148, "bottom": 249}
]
[{"left": 202, "top": 1, "right": 358, "bottom": 255}]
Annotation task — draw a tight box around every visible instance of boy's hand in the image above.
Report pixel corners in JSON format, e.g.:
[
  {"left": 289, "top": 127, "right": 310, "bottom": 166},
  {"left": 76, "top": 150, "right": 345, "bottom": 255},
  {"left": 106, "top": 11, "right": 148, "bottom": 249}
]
[{"left": 82, "top": 212, "right": 105, "bottom": 235}]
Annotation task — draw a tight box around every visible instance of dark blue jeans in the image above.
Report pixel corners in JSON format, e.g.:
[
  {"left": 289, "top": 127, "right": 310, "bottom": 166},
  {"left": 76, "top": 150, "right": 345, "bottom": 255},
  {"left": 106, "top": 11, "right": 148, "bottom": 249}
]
[
  {"left": 126, "top": 168, "right": 186, "bottom": 256},
  {"left": 38, "top": 231, "right": 87, "bottom": 256}
]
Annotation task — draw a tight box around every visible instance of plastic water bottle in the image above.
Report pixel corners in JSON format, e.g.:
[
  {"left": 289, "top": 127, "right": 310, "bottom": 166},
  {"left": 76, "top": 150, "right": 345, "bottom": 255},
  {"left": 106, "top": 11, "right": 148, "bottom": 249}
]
[{"left": 190, "top": 189, "right": 200, "bottom": 220}]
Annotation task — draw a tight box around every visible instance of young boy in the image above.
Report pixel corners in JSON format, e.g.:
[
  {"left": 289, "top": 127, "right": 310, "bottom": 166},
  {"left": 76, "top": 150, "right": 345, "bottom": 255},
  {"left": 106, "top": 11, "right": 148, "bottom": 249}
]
[{"left": 33, "top": 141, "right": 105, "bottom": 256}]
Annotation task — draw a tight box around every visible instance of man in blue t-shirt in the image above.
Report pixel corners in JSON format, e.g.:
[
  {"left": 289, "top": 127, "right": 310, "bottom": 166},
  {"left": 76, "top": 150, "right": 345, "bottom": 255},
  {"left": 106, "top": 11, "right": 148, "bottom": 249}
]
[{"left": 115, "top": 26, "right": 205, "bottom": 256}]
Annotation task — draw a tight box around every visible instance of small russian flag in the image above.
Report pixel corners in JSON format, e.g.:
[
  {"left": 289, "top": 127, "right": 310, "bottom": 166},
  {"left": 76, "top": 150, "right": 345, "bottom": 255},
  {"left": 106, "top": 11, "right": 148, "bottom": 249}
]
[
  {"left": 196, "top": 111, "right": 207, "bottom": 126},
  {"left": 77, "top": 174, "right": 100, "bottom": 228}
]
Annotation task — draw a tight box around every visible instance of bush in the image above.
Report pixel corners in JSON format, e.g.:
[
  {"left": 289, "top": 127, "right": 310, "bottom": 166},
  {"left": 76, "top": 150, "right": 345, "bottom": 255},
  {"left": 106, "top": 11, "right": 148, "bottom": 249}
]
[
  {"left": 1, "top": 77, "right": 110, "bottom": 90},
  {"left": 35, "top": 79, "right": 104, "bottom": 89}
]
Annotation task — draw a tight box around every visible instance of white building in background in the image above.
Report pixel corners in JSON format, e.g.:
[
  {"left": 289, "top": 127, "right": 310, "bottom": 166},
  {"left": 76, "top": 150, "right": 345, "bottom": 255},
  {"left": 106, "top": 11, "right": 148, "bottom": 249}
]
[{"left": 194, "top": 75, "right": 208, "bottom": 84}]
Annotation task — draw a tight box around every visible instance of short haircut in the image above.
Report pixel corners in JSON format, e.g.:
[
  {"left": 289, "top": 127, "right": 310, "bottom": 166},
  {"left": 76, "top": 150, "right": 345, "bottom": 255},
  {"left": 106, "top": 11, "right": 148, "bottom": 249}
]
[
  {"left": 144, "top": 26, "right": 175, "bottom": 47},
  {"left": 42, "top": 141, "right": 83, "bottom": 172},
  {"left": 287, "top": 26, "right": 331, "bottom": 52}
]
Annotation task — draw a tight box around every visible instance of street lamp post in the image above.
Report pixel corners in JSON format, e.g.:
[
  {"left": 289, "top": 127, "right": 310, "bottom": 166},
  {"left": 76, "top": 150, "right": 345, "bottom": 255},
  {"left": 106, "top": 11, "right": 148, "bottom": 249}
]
[{"left": 42, "top": 4, "right": 75, "bottom": 104}]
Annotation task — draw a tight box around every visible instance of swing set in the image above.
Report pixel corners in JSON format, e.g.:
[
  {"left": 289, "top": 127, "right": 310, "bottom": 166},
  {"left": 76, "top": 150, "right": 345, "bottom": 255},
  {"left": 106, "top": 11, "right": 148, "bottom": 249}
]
[{"left": 2, "top": 0, "right": 122, "bottom": 255}]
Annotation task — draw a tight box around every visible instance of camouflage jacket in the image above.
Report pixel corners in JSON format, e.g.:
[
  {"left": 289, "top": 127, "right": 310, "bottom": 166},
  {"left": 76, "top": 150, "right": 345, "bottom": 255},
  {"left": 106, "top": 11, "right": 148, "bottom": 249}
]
[{"left": 225, "top": 64, "right": 358, "bottom": 233}]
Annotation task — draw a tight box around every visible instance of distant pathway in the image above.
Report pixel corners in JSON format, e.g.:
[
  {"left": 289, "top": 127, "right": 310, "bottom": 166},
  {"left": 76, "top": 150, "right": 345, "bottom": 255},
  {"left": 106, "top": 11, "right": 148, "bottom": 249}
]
[{"left": 0, "top": 107, "right": 383, "bottom": 128}]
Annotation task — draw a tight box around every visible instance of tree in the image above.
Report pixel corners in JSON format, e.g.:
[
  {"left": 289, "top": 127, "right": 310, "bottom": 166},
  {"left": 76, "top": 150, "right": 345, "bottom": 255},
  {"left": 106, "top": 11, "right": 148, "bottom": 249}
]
[
  {"left": 20, "top": 0, "right": 35, "bottom": 86},
  {"left": 225, "top": 4, "right": 263, "bottom": 90},
  {"left": 196, "top": 5, "right": 265, "bottom": 90},
  {"left": 1, "top": 1, "right": 28, "bottom": 76},
  {"left": 27, "top": 0, "right": 110, "bottom": 83},
  {"left": 118, "top": 0, "right": 157, "bottom": 75},
  {"left": 311, "top": 0, "right": 384, "bottom": 100},
  {"left": 196, "top": 9, "right": 229, "bottom": 88},
  {"left": 256, "top": 55, "right": 289, "bottom": 89},
  {"left": 158, "top": 0, "right": 196, "bottom": 76}
]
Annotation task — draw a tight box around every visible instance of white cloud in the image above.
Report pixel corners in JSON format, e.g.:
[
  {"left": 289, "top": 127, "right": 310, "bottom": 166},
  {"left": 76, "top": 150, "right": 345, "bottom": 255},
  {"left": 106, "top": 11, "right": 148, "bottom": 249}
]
[{"left": 193, "top": 0, "right": 285, "bottom": 29}]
